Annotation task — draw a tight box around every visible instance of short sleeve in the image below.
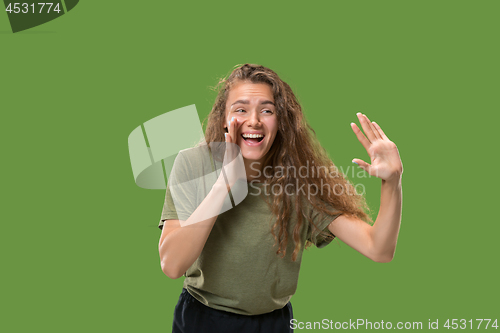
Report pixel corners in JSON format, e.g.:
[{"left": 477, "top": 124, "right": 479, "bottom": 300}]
[
  {"left": 158, "top": 152, "right": 197, "bottom": 230},
  {"left": 158, "top": 184, "right": 180, "bottom": 230},
  {"left": 307, "top": 202, "right": 342, "bottom": 249}
]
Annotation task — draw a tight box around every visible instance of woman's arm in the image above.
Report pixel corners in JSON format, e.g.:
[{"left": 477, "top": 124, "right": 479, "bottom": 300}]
[
  {"left": 159, "top": 116, "right": 242, "bottom": 279},
  {"left": 159, "top": 178, "right": 229, "bottom": 279},
  {"left": 328, "top": 113, "right": 403, "bottom": 262},
  {"left": 328, "top": 177, "right": 402, "bottom": 262}
]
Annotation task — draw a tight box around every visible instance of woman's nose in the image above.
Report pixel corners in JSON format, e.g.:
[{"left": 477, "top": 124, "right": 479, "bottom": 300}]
[{"left": 248, "top": 112, "right": 261, "bottom": 126}]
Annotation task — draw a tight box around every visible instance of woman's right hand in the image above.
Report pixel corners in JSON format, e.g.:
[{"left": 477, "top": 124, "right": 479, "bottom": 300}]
[{"left": 220, "top": 117, "right": 245, "bottom": 191}]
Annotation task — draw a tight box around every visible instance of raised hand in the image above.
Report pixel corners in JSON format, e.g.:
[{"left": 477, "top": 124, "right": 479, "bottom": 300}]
[
  {"left": 351, "top": 113, "right": 403, "bottom": 182},
  {"left": 221, "top": 117, "right": 246, "bottom": 190}
]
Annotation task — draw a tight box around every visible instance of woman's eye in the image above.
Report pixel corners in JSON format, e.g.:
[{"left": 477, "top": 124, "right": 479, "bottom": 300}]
[
  {"left": 235, "top": 109, "right": 245, "bottom": 113},
  {"left": 262, "top": 110, "right": 273, "bottom": 114}
]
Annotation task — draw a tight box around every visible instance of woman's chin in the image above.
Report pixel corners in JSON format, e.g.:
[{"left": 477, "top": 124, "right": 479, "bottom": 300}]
[{"left": 241, "top": 152, "right": 265, "bottom": 163}]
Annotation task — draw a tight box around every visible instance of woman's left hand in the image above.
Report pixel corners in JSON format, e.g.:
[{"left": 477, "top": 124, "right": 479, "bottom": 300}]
[{"left": 351, "top": 113, "right": 403, "bottom": 182}]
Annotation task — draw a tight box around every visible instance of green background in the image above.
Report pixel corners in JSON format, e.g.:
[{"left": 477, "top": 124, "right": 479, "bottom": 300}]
[{"left": 1, "top": 1, "right": 498, "bottom": 332}]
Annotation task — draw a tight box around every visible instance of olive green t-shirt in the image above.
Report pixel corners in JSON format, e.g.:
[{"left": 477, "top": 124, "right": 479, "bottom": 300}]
[{"left": 159, "top": 147, "right": 341, "bottom": 316}]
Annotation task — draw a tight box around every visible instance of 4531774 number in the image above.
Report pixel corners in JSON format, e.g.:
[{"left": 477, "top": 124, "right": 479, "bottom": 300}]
[{"left": 5, "top": 3, "right": 61, "bottom": 14}]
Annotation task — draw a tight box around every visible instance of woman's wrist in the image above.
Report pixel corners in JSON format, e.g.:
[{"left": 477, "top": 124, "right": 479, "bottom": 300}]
[{"left": 382, "top": 173, "right": 402, "bottom": 188}]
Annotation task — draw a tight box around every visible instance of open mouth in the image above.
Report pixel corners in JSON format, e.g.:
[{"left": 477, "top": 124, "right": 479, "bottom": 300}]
[{"left": 241, "top": 134, "right": 265, "bottom": 144}]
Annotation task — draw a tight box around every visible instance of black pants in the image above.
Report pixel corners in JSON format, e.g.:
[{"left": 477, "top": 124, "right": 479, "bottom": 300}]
[{"left": 172, "top": 288, "right": 294, "bottom": 333}]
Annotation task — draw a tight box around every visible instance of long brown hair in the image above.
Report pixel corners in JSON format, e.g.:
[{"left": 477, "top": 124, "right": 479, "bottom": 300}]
[{"left": 203, "top": 64, "right": 372, "bottom": 261}]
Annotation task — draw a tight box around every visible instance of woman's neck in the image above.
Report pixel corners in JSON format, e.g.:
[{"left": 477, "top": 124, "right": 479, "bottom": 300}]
[{"left": 243, "top": 158, "right": 266, "bottom": 183}]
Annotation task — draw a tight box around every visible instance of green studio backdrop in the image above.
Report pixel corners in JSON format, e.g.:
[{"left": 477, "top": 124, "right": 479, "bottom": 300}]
[{"left": 1, "top": 1, "right": 498, "bottom": 332}]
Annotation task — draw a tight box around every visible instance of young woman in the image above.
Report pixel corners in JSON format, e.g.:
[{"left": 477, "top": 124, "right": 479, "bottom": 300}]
[{"left": 158, "top": 64, "right": 403, "bottom": 333}]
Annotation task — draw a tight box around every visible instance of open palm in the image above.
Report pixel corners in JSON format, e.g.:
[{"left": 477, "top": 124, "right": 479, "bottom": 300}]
[{"left": 351, "top": 113, "right": 403, "bottom": 182}]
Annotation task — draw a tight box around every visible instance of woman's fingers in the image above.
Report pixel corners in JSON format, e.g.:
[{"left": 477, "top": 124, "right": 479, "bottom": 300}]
[
  {"left": 363, "top": 114, "right": 382, "bottom": 140},
  {"left": 228, "top": 117, "right": 238, "bottom": 141},
  {"left": 356, "top": 113, "right": 376, "bottom": 142},
  {"left": 359, "top": 113, "right": 381, "bottom": 141},
  {"left": 372, "top": 121, "right": 388, "bottom": 140},
  {"left": 232, "top": 117, "right": 238, "bottom": 139},
  {"left": 226, "top": 117, "right": 239, "bottom": 162},
  {"left": 351, "top": 122, "right": 371, "bottom": 152},
  {"left": 227, "top": 117, "right": 232, "bottom": 142},
  {"left": 225, "top": 117, "right": 236, "bottom": 143},
  {"left": 352, "top": 158, "right": 372, "bottom": 175}
]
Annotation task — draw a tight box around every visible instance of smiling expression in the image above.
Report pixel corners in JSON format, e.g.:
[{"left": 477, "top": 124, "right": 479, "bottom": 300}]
[{"left": 224, "top": 81, "right": 279, "bottom": 164}]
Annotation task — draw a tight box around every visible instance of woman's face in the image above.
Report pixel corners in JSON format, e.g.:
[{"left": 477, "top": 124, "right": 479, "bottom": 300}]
[{"left": 224, "top": 81, "right": 278, "bottom": 163}]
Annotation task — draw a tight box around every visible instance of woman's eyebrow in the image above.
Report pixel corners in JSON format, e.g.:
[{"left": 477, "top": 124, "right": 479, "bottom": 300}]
[{"left": 231, "top": 99, "right": 275, "bottom": 106}]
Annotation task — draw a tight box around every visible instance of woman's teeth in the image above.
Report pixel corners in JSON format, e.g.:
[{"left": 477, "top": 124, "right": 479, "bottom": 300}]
[{"left": 242, "top": 134, "right": 264, "bottom": 139}]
